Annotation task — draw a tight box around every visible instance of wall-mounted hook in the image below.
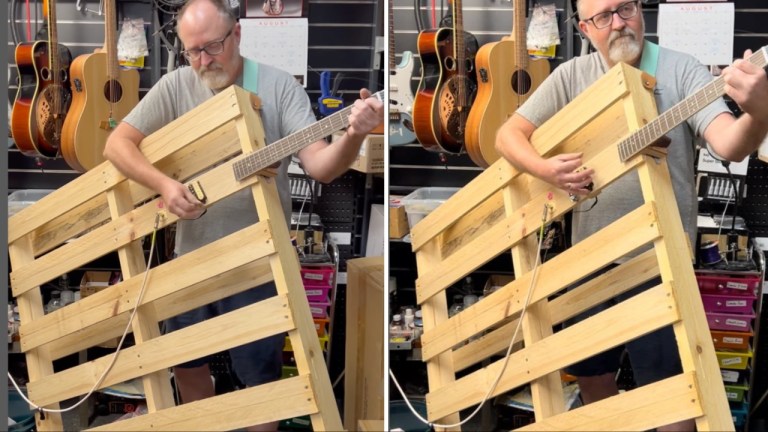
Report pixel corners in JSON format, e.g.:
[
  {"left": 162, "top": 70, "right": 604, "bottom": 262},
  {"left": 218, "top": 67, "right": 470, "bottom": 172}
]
[{"left": 76, "top": 0, "right": 104, "bottom": 16}]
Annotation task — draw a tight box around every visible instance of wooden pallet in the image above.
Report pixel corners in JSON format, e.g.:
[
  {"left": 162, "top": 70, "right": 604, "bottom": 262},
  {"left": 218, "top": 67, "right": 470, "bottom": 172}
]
[
  {"left": 410, "top": 63, "right": 733, "bottom": 431},
  {"left": 8, "top": 85, "right": 342, "bottom": 431}
]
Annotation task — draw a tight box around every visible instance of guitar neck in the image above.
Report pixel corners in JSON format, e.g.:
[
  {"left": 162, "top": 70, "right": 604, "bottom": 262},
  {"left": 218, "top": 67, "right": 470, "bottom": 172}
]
[
  {"left": 233, "top": 90, "right": 383, "bottom": 181},
  {"left": 512, "top": 0, "right": 528, "bottom": 69},
  {"left": 453, "top": 0, "right": 465, "bottom": 69},
  {"left": 618, "top": 47, "right": 768, "bottom": 162},
  {"left": 105, "top": 0, "right": 119, "bottom": 80},
  {"left": 48, "top": 0, "right": 59, "bottom": 84},
  {"left": 388, "top": 0, "right": 397, "bottom": 71}
]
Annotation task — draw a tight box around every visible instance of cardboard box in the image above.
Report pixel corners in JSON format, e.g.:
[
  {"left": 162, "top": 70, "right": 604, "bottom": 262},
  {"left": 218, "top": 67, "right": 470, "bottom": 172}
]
[
  {"left": 483, "top": 274, "right": 514, "bottom": 296},
  {"left": 80, "top": 271, "right": 113, "bottom": 297},
  {"left": 344, "top": 257, "right": 384, "bottom": 430},
  {"left": 338, "top": 132, "right": 384, "bottom": 174},
  {"left": 389, "top": 195, "right": 409, "bottom": 239}
]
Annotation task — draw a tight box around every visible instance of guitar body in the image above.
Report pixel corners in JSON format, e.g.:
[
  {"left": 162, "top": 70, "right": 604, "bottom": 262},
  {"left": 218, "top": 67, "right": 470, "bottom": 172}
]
[
  {"left": 61, "top": 51, "right": 139, "bottom": 171},
  {"left": 413, "top": 28, "right": 479, "bottom": 154},
  {"left": 389, "top": 50, "right": 416, "bottom": 146},
  {"left": 11, "top": 41, "right": 72, "bottom": 158},
  {"left": 466, "top": 39, "right": 550, "bottom": 167}
]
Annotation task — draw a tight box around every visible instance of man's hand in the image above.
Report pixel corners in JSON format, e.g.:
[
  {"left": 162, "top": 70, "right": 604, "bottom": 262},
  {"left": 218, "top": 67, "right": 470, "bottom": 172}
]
[
  {"left": 539, "top": 153, "right": 595, "bottom": 198},
  {"left": 346, "top": 88, "right": 385, "bottom": 139},
  {"left": 159, "top": 178, "right": 206, "bottom": 219},
  {"left": 722, "top": 50, "right": 768, "bottom": 124}
]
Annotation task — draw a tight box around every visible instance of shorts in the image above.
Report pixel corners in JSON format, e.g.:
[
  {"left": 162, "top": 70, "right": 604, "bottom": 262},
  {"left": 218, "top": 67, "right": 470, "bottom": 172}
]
[
  {"left": 164, "top": 281, "right": 285, "bottom": 387},
  {"left": 563, "top": 265, "right": 682, "bottom": 386}
]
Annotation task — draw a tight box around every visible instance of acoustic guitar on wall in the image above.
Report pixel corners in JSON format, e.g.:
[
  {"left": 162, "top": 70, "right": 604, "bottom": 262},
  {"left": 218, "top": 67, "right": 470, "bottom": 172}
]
[
  {"left": 465, "top": 0, "right": 549, "bottom": 168},
  {"left": 412, "top": 0, "right": 478, "bottom": 154},
  {"left": 11, "top": 0, "right": 72, "bottom": 159},
  {"left": 388, "top": 0, "right": 416, "bottom": 146},
  {"left": 61, "top": 0, "right": 139, "bottom": 172}
]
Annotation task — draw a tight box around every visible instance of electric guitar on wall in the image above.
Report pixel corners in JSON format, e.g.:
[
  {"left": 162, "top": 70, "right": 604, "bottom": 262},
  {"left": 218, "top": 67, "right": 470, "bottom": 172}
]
[
  {"left": 465, "top": 0, "right": 549, "bottom": 168},
  {"left": 388, "top": 0, "right": 416, "bottom": 146},
  {"left": 412, "top": 0, "right": 479, "bottom": 154},
  {"left": 11, "top": 0, "right": 72, "bottom": 158},
  {"left": 61, "top": 0, "right": 139, "bottom": 172}
]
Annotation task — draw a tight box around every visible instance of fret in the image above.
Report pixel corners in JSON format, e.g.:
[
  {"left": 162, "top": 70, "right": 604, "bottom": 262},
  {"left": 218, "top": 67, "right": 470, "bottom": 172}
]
[{"left": 233, "top": 90, "right": 383, "bottom": 181}]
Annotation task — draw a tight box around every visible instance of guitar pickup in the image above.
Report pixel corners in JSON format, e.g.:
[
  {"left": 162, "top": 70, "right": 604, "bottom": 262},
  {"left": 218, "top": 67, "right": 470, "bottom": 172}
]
[{"left": 188, "top": 181, "right": 207, "bottom": 203}]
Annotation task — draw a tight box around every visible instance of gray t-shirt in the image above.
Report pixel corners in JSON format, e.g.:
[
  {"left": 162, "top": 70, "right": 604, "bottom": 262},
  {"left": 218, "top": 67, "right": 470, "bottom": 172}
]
[
  {"left": 122, "top": 61, "right": 317, "bottom": 255},
  {"left": 516, "top": 44, "right": 730, "bottom": 253}
]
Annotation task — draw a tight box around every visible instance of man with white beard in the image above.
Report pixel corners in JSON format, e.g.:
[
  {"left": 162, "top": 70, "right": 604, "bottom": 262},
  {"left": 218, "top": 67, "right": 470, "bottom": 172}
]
[
  {"left": 104, "top": 0, "right": 383, "bottom": 430},
  {"left": 495, "top": 0, "right": 768, "bottom": 430}
]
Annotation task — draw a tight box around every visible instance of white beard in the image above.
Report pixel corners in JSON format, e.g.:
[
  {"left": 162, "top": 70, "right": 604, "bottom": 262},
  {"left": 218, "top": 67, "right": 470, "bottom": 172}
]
[
  {"left": 607, "top": 28, "right": 642, "bottom": 65},
  {"left": 198, "top": 65, "right": 230, "bottom": 90}
]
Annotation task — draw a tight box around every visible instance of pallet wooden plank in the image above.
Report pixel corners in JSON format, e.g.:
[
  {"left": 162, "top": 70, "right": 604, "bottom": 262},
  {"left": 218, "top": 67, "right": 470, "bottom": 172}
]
[
  {"left": 27, "top": 294, "right": 294, "bottom": 407},
  {"left": 519, "top": 373, "right": 702, "bottom": 431},
  {"left": 505, "top": 173, "right": 564, "bottom": 420},
  {"left": 88, "top": 375, "right": 317, "bottom": 431},
  {"left": 420, "top": 203, "right": 661, "bottom": 361},
  {"left": 235, "top": 89, "right": 343, "bottom": 431},
  {"left": 452, "top": 249, "right": 659, "bottom": 372},
  {"left": 411, "top": 64, "right": 636, "bottom": 251},
  {"left": 8, "top": 236, "right": 64, "bottom": 431},
  {"left": 10, "top": 141, "right": 265, "bottom": 297},
  {"left": 8, "top": 86, "right": 248, "bottom": 244},
  {"left": 426, "top": 284, "right": 678, "bottom": 421},
  {"left": 637, "top": 157, "right": 732, "bottom": 430}
]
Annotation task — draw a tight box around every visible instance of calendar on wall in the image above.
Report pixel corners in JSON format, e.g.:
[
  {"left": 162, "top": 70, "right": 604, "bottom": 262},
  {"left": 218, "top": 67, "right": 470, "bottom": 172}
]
[
  {"left": 658, "top": 2, "right": 734, "bottom": 66},
  {"left": 239, "top": 18, "right": 308, "bottom": 86}
]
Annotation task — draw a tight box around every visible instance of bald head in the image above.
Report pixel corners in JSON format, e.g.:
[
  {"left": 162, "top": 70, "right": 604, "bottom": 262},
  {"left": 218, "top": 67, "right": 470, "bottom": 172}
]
[{"left": 177, "top": 0, "right": 237, "bottom": 34}]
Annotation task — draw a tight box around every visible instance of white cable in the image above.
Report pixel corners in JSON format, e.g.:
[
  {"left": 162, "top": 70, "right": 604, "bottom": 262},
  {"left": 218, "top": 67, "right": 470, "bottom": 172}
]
[
  {"left": 389, "top": 206, "right": 550, "bottom": 429},
  {"left": 715, "top": 196, "right": 731, "bottom": 240},
  {"left": 8, "top": 213, "right": 163, "bottom": 415}
]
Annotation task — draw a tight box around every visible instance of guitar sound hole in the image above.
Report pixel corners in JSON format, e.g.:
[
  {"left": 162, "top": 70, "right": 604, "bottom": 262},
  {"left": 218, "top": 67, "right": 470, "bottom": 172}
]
[
  {"left": 40, "top": 67, "right": 51, "bottom": 81},
  {"left": 104, "top": 80, "right": 125, "bottom": 103},
  {"left": 511, "top": 71, "right": 533, "bottom": 95},
  {"left": 60, "top": 68, "right": 68, "bottom": 82},
  {"left": 464, "top": 59, "right": 474, "bottom": 73},
  {"left": 444, "top": 57, "right": 456, "bottom": 71}
]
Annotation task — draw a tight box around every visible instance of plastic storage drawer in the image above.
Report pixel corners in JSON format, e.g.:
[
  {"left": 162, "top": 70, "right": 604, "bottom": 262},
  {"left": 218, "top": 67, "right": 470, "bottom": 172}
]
[
  {"left": 701, "top": 293, "right": 756, "bottom": 314},
  {"left": 711, "top": 330, "right": 751, "bottom": 351},
  {"left": 303, "top": 284, "right": 331, "bottom": 302},
  {"left": 695, "top": 273, "right": 761, "bottom": 296},
  {"left": 300, "top": 266, "right": 334, "bottom": 287},
  {"left": 716, "top": 350, "right": 752, "bottom": 370},
  {"left": 706, "top": 311, "right": 754, "bottom": 332}
]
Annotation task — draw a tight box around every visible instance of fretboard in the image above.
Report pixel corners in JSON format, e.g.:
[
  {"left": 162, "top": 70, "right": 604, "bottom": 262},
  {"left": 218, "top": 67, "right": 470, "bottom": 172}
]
[
  {"left": 232, "top": 90, "right": 384, "bottom": 181},
  {"left": 618, "top": 46, "right": 767, "bottom": 162}
]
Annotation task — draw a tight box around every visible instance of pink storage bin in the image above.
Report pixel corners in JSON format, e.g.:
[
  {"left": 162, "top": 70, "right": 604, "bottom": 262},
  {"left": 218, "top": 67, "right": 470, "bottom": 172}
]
[
  {"left": 701, "top": 293, "right": 756, "bottom": 315},
  {"left": 304, "top": 284, "right": 331, "bottom": 302},
  {"left": 696, "top": 273, "right": 760, "bottom": 296},
  {"left": 706, "top": 312, "right": 754, "bottom": 332},
  {"left": 308, "top": 298, "right": 331, "bottom": 319},
  {"left": 300, "top": 266, "right": 334, "bottom": 287}
]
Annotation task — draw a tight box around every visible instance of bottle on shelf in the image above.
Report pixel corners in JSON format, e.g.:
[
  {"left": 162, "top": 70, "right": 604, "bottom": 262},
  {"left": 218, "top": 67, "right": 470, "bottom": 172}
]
[
  {"left": 390, "top": 314, "right": 404, "bottom": 333},
  {"left": 448, "top": 294, "right": 464, "bottom": 317},
  {"left": 403, "top": 308, "right": 415, "bottom": 329},
  {"left": 59, "top": 273, "right": 75, "bottom": 306},
  {"left": 46, "top": 290, "right": 63, "bottom": 314}
]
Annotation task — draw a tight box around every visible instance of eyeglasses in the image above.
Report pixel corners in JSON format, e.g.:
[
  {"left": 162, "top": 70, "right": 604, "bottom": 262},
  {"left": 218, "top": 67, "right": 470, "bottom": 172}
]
[
  {"left": 582, "top": 0, "right": 639, "bottom": 29},
  {"left": 181, "top": 28, "right": 233, "bottom": 61}
]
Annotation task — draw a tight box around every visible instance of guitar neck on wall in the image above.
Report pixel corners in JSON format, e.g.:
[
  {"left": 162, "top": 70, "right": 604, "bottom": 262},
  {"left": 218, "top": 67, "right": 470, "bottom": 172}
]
[
  {"left": 388, "top": 0, "right": 416, "bottom": 146},
  {"left": 412, "top": 0, "right": 479, "bottom": 154},
  {"left": 61, "top": 0, "right": 139, "bottom": 172},
  {"left": 465, "top": 0, "right": 550, "bottom": 168},
  {"left": 11, "top": 0, "right": 73, "bottom": 159}
]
